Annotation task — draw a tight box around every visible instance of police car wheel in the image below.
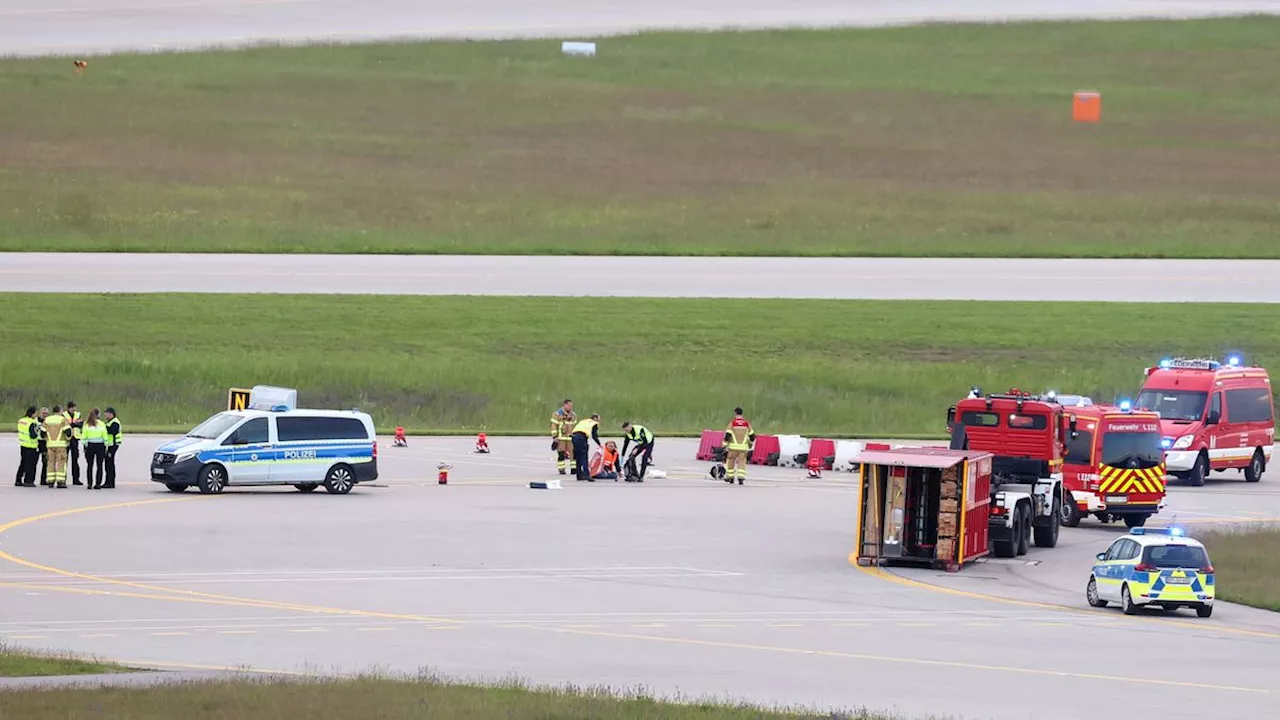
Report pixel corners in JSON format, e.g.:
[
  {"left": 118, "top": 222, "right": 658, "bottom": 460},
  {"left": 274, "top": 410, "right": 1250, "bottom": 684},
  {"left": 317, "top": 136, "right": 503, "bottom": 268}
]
[
  {"left": 1086, "top": 577, "right": 1107, "bottom": 607},
  {"left": 1121, "top": 585, "right": 1140, "bottom": 615},
  {"left": 323, "top": 465, "right": 355, "bottom": 494},
  {"left": 164, "top": 483, "right": 188, "bottom": 493},
  {"left": 295, "top": 483, "right": 319, "bottom": 492},
  {"left": 1196, "top": 604, "right": 1213, "bottom": 618},
  {"left": 196, "top": 464, "right": 226, "bottom": 494}
]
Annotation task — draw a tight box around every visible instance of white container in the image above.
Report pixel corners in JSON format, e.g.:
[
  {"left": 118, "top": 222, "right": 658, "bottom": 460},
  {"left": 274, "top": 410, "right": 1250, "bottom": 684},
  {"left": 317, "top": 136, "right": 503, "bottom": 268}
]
[
  {"left": 832, "top": 440, "right": 866, "bottom": 472},
  {"left": 562, "top": 41, "right": 596, "bottom": 57},
  {"left": 775, "top": 435, "right": 810, "bottom": 467},
  {"left": 248, "top": 385, "right": 297, "bottom": 412}
]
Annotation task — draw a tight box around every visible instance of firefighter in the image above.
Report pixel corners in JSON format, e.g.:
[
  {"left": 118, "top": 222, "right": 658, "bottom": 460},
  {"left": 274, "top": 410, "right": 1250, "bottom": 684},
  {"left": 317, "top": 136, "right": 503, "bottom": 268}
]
[
  {"left": 36, "top": 407, "right": 50, "bottom": 486},
  {"left": 15, "top": 406, "right": 40, "bottom": 487},
  {"left": 550, "top": 398, "right": 577, "bottom": 476},
  {"left": 43, "top": 405, "right": 72, "bottom": 489},
  {"left": 66, "top": 400, "right": 84, "bottom": 486},
  {"left": 723, "top": 407, "right": 756, "bottom": 485},
  {"left": 619, "top": 421, "right": 655, "bottom": 482},
  {"left": 570, "top": 413, "right": 602, "bottom": 482},
  {"left": 103, "top": 407, "right": 122, "bottom": 489}
]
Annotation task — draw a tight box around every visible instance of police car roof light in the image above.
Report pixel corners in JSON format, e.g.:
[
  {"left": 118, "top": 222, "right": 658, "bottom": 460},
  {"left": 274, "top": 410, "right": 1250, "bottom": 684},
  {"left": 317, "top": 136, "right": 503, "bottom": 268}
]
[{"left": 1129, "top": 527, "right": 1145, "bottom": 535}]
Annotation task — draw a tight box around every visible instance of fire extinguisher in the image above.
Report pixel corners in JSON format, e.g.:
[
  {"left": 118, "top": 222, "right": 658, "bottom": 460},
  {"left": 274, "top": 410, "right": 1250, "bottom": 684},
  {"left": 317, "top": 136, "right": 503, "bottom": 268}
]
[{"left": 437, "top": 462, "right": 451, "bottom": 484}]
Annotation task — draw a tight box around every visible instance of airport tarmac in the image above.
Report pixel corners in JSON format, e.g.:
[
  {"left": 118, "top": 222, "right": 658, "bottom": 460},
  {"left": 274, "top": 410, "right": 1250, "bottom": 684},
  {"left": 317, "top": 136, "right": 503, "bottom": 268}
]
[
  {"left": 1, "top": 434, "right": 1278, "bottom": 718},
  {"left": 5, "top": 254, "right": 1280, "bottom": 301},
  {"left": 2, "top": 1, "right": 1276, "bottom": 58}
]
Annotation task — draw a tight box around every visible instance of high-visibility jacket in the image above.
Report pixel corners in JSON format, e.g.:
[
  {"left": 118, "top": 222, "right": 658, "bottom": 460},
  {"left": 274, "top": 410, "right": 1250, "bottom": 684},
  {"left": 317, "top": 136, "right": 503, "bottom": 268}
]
[
  {"left": 17, "top": 417, "right": 39, "bottom": 449},
  {"left": 550, "top": 408, "right": 576, "bottom": 439},
  {"left": 68, "top": 410, "right": 82, "bottom": 439},
  {"left": 625, "top": 425, "right": 652, "bottom": 446},
  {"left": 44, "top": 413, "right": 71, "bottom": 448},
  {"left": 105, "top": 418, "right": 122, "bottom": 447},
  {"left": 82, "top": 422, "right": 108, "bottom": 444},
  {"left": 724, "top": 418, "right": 755, "bottom": 452},
  {"left": 572, "top": 418, "right": 598, "bottom": 435}
]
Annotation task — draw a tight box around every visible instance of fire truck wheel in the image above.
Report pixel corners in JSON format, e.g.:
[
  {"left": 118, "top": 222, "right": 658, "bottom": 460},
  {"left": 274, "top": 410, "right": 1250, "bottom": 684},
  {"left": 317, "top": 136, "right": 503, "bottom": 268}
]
[
  {"left": 1034, "top": 495, "right": 1061, "bottom": 548},
  {"left": 1060, "top": 497, "right": 1082, "bottom": 528},
  {"left": 1123, "top": 514, "right": 1148, "bottom": 529},
  {"left": 1016, "top": 506, "right": 1031, "bottom": 556},
  {"left": 992, "top": 528, "right": 1017, "bottom": 558},
  {"left": 1244, "top": 450, "right": 1264, "bottom": 483},
  {"left": 1188, "top": 454, "right": 1208, "bottom": 487}
]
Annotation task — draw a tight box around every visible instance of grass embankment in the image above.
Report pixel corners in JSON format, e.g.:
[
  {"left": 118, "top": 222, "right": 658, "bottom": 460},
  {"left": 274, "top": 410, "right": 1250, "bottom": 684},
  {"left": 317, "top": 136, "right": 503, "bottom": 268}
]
[
  {"left": 1, "top": 18, "right": 1279, "bottom": 257},
  {"left": 2, "top": 294, "right": 1277, "bottom": 435},
  {"left": 1197, "top": 526, "right": 1280, "bottom": 612},
  {"left": 0, "top": 674, "right": 900, "bottom": 719},
  {"left": 0, "top": 642, "right": 132, "bottom": 677}
]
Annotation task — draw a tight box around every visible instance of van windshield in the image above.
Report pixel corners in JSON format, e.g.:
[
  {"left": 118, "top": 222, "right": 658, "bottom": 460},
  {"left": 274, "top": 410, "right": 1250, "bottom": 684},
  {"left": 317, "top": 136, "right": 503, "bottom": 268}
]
[
  {"left": 1135, "top": 390, "right": 1207, "bottom": 421},
  {"left": 1142, "top": 544, "right": 1209, "bottom": 569},
  {"left": 187, "top": 413, "right": 242, "bottom": 440},
  {"left": 1101, "top": 431, "right": 1164, "bottom": 469}
]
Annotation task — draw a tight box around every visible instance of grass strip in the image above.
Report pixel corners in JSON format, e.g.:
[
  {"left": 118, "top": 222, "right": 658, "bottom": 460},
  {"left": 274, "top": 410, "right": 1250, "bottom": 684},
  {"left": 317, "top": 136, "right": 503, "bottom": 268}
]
[
  {"left": 0, "top": 642, "right": 134, "bottom": 677},
  {"left": 2, "top": 294, "right": 1276, "bottom": 436},
  {"left": 1196, "top": 526, "right": 1280, "bottom": 613},
  {"left": 1, "top": 18, "right": 1279, "bottom": 257}
]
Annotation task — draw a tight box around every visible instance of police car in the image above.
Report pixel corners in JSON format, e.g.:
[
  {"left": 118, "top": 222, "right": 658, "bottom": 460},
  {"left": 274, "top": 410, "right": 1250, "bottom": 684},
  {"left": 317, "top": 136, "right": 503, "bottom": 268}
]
[
  {"left": 150, "top": 386, "right": 378, "bottom": 495},
  {"left": 1086, "top": 526, "right": 1215, "bottom": 617}
]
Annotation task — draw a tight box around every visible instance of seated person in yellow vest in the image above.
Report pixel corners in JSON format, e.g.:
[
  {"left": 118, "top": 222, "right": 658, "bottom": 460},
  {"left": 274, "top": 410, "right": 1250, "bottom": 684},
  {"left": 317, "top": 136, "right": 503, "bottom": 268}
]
[
  {"left": 591, "top": 441, "right": 622, "bottom": 480},
  {"left": 80, "top": 408, "right": 110, "bottom": 490},
  {"left": 620, "top": 422, "right": 655, "bottom": 482},
  {"left": 570, "top": 414, "right": 602, "bottom": 482},
  {"left": 42, "top": 405, "right": 74, "bottom": 489}
]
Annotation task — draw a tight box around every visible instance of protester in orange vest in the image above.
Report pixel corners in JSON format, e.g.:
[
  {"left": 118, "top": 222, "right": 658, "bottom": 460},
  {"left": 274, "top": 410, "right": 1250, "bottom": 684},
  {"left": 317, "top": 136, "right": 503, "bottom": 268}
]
[{"left": 593, "top": 441, "right": 621, "bottom": 480}]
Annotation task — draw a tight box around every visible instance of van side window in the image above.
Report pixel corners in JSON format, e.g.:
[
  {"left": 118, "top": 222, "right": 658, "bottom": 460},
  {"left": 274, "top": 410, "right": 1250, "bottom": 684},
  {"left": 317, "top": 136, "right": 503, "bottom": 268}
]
[
  {"left": 277, "top": 416, "right": 368, "bottom": 442},
  {"left": 225, "top": 417, "right": 268, "bottom": 445},
  {"left": 1225, "top": 388, "right": 1273, "bottom": 423},
  {"left": 1064, "top": 430, "right": 1094, "bottom": 465},
  {"left": 1211, "top": 392, "right": 1222, "bottom": 419}
]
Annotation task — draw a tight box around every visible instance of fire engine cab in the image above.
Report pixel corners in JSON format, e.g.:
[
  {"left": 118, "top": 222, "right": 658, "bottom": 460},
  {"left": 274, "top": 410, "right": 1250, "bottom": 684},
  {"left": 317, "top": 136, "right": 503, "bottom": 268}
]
[
  {"left": 1137, "top": 356, "right": 1275, "bottom": 486},
  {"left": 1055, "top": 395, "right": 1166, "bottom": 529}
]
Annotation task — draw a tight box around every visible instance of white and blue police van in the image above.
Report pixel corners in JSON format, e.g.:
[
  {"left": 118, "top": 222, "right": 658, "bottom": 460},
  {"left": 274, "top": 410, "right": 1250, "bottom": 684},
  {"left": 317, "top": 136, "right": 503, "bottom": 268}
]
[{"left": 150, "top": 387, "right": 378, "bottom": 495}]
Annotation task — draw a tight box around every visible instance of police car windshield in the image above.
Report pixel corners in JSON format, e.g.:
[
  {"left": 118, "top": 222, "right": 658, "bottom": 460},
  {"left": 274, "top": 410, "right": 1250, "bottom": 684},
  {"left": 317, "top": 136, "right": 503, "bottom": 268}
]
[
  {"left": 1101, "top": 431, "right": 1163, "bottom": 469},
  {"left": 187, "top": 413, "right": 242, "bottom": 439},
  {"left": 1143, "top": 544, "right": 1209, "bottom": 569},
  {"left": 1135, "top": 390, "right": 1207, "bottom": 421}
]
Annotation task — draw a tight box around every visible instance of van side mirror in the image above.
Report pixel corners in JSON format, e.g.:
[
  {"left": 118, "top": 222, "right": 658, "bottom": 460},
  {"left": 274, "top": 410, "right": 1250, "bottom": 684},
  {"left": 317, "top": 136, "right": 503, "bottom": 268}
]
[{"left": 1206, "top": 410, "right": 1220, "bottom": 425}]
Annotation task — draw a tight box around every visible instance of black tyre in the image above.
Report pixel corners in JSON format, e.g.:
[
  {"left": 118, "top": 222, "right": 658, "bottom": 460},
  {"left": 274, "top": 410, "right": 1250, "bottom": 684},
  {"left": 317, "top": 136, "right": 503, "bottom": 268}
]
[
  {"left": 1244, "top": 450, "right": 1264, "bottom": 483},
  {"left": 323, "top": 464, "right": 355, "bottom": 494},
  {"left": 165, "top": 483, "right": 188, "bottom": 493},
  {"left": 1086, "top": 577, "right": 1107, "bottom": 608},
  {"left": 1196, "top": 604, "right": 1214, "bottom": 618},
  {"left": 1121, "top": 585, "right": 1140, "bottom": 615},
  {"left": 1034, "top": 494, "right": 1061, "bottom": 547},
  {"left": 1016, "top": 506, "right": 1030, "bottom": 556},
  {"left": 1188, "top": 453, "right": 1208, "bottom": 487},
  {"left": 1061, "top": 495, "right": 1082, "bottom": 528},
  {"left": 196, "top": 464, "right": 227, "bottom": 494},
  {"left": 295, "top": 483, "right": 319, "bottom": 492},
  {"left": 1123, "top": 514, "right": 1149, "bottom": 529}
]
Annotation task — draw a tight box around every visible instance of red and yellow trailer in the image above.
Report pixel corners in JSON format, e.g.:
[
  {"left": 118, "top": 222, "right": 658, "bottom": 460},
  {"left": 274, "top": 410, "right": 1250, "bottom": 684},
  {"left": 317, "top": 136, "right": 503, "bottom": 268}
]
[{"left": 853, "top": 447, "right": 994, "bottom": 573}]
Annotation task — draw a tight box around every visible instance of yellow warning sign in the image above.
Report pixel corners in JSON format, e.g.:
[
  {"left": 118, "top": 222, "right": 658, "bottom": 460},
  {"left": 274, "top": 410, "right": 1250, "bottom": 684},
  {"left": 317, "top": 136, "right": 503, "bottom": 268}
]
[{"left": 227, "top": 388, "right": 252, "bottom": 411}]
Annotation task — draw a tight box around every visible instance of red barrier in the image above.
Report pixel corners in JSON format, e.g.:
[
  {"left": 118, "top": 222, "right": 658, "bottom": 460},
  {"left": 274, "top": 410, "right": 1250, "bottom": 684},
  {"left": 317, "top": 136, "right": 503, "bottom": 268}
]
[
  {"left": 750, "top": 435, "right": 780, "bottom": 465},
  {"left": 864, "top": 443, "right": 891, "bottom": 451},
  {"left": 808, "top": 438, "right": 836, "bottom": 469},
  {"left": 696, "top": 429, "right": 723, "bottom": 461}
]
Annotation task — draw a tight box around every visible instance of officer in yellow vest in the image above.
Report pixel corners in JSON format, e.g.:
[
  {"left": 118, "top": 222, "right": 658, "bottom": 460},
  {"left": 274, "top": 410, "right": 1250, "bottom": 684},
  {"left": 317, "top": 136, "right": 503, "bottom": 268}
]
[
  {"left": 80, "top": 408, "right": 109, "bottom": 490},
  {"left": 570, "top": 414, "right": 602, "bottom": 482},
  {"left": 43, "top": 405, "right": 73, "bottom": 489},
  {"left": 36, "top": 407, "right": 50, "bottom": 485},
  {"left": 549, "top": 399, "right": 577, "bottom": 475},
  {"left": 103, "top": 407, "right": 123, "bottom": 489},
  {"left": 15, "top": 406, "right": 41, "bottom": 487},
  {"left": 65, "top": 400, "right": 84, "bottom": 486}
]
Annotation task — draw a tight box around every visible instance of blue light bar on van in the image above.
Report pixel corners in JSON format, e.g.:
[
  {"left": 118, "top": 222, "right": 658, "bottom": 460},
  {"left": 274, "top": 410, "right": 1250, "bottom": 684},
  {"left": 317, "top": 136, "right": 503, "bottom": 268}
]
[
  {"left": 1119, "top": 399, "right": 1133, "bottom": 412},
  {"left": 1227, "top": 355, "right": 1242, "bottom": 367},
  {"left": 1162, "top": 358, "right": 1220, "bottom": 371},
  {"left": 1131, "top": 526, "right": 1185, "bottom": 537},
  {"left": 1159, "top": 358, "right": 1172, "bottom": 368}
]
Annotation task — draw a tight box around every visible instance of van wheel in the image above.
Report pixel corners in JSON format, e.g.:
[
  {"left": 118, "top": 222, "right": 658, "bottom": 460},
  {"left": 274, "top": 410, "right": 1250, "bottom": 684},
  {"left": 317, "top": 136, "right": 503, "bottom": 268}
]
[
  {"left": 197, "top": 464, "right": 227, "bottom": 494},
  {"left": 295, "top": 483, "right": 319, "bottom": 492},
  {"left": 165, "top": 483, "right": 188, "bottom": 493},
  {"left": 1244, "top": 450, "right": 1264, "bottom": 483},
  {"left": 324, "top": 465, "right": 355, "bottom": 494},
  {"left": 1196, "top": 605, "right": 1213, "bottom": 618},
  {"left": 1188, "top": 454, "right": 1208, "bottom": 487}
]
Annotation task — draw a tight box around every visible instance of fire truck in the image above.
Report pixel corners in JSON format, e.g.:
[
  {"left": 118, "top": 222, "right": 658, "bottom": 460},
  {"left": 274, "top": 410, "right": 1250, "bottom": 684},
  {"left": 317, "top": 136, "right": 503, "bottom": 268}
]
[
  {"left": 945, "top": 389, "right": 1065, "bottom": 558},
  {"left": 1054, "top": 396, "right": 1166, "bottom": 529}
]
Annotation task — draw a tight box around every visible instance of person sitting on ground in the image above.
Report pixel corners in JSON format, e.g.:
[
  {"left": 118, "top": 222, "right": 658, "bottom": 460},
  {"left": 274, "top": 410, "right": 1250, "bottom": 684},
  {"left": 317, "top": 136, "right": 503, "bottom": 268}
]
[{"left": 593, "top": 441, "right": 621, "bottom": 480}]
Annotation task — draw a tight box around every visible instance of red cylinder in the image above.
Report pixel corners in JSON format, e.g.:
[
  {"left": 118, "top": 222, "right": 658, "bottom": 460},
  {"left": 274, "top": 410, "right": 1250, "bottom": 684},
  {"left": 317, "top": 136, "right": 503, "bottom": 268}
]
[{"left": 438, "top": 469, "right": 448, "bottom": 484}]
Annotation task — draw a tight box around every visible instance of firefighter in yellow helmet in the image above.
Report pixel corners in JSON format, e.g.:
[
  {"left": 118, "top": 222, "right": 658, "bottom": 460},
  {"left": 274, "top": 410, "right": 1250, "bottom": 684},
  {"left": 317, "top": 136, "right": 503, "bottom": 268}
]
[
  {"left": 550, "top": 398, "right": 577, "bottom": 476},
  {"left": 722, "top": 407, "right": 756, "bottom": 485},
  {"left": 43, "top": 405, "right": 73, "bottom": 489}
]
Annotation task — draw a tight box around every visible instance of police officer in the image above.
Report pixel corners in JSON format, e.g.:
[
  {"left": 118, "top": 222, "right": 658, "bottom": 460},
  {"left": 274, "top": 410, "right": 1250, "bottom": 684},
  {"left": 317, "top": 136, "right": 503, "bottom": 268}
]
[
  {"left": 723, "top": 407, "right": 756, "bottom": 485},
  {"left": 15, "top": 406, "right": 40, "bottom": 487},
  {"left": 549, "top": 399, "right": 577, "bottom": 476},
  {"left": 81, "top": 408, "right": 109, "bottom": 490},
  {"left": 65, "top": 400, "right": 84, "bottom": 486},
  {"left": 570, "top": 414, "right": 602, "bottom": 482},
  {"left": 43, "top": 405, "right": 72, "bottom": 489},
  {"left": 103, "top": 407, "right": 122, "bottom": 490},
  {"left": 619, "top": 421, "right": 655, "bottom": 482}
]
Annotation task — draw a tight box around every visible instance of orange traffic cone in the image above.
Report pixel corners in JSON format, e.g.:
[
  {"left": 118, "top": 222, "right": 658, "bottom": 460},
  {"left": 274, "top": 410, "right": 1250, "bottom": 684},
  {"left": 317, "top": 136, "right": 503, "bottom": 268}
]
[{"left": 474, "top": 433, "right": 490, "bottom": 453}]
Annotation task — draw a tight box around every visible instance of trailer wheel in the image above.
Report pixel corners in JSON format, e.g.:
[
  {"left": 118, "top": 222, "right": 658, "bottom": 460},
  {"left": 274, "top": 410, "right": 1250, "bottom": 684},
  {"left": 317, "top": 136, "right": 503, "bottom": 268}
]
[{"left": 1034, "top": 493, "right": 1061, "bottom": 548}]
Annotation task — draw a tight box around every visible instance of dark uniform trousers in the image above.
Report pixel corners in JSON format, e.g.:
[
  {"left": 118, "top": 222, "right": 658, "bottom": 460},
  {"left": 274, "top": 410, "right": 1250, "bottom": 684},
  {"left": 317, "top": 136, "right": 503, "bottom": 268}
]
[
  {"left": 16, "top": 447, "right": 39, "bottom": 486},
  {"left": 68, "top": 438, "right": 82, "bottom": 485},
  {"left": 572, "top": 433, "right": 591, "bottom": 481},
  {"left": 104, "top": 445, "right": 118, "bottom": 489}
]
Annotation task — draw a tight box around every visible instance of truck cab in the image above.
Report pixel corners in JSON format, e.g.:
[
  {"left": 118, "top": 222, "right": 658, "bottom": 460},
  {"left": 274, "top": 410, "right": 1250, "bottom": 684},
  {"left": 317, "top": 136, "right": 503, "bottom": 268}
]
[
  {"left": 1137, "top": 357, "right": 1275, "bottom": 486},
  {"left": 946, "top": 389, "right": 1065, "bottom": 558},
  {"left": 1057, "top": 399, "right": 1166, "bottom": 528}
]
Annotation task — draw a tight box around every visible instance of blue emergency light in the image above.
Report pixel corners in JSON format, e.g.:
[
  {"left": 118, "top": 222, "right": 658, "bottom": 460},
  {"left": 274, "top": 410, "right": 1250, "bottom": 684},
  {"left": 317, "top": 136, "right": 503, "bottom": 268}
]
[
  {"left": 1131, "top": 526, "right": 1185, "bottom": 537},
  {"left": 1227, "top": 354, "right": 1242, "bottom": 367},
  {"left": 1159, "top": 358, "right": 1172, "bottom": 369},
  {"left": 1161, "top": 437, "right": 1173, "bottom": 449},
  {"left": 1119, "top": 399, "right": 1133, "bottom": 412}
]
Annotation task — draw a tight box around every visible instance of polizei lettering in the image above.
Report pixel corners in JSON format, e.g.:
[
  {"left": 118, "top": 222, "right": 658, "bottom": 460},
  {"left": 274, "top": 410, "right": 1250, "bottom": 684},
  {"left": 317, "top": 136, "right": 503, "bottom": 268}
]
[{"left": 283, "top": 450, "right": 318, "bottom": 460}]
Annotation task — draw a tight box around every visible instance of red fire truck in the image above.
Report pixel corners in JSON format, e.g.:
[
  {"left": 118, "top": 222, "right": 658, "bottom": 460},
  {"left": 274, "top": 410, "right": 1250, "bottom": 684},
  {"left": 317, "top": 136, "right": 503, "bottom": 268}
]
[{"left": 1054, "top": 396, "right": 1166, "bottom": 529}]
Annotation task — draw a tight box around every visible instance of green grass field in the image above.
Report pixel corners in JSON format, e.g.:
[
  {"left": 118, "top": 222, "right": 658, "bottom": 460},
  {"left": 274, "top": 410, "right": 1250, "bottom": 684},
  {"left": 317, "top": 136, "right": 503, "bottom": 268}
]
[
  {"left": 0, "top": 673, "right": 904, "bottom": 719},
  {"left": 1197, "top": 526, "right": 1280, "bottom": 612},
  {"left": 2, "top": 294, "right": 1276, "bottom": 435},
  {"left": 2, "top": 17, "right": 1278, "bottom": 257},
  {"left": 0, "top": 642, "right": 132, "bottom": 677}
]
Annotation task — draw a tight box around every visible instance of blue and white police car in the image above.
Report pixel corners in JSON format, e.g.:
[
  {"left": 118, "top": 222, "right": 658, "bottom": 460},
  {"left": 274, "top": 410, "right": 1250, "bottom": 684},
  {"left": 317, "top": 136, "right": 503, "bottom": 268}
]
[
  {"left": 150, "top": 387, "right": 378, "bottom": 495},
  {"left": 1086, "top": 526, "right": 1216, "bottom": 617}
]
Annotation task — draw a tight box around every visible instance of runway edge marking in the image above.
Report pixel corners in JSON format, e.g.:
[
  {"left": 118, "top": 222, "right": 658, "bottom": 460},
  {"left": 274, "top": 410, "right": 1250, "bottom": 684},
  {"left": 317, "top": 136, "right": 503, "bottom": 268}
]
[{"left": 0, "top": 498, "right": 466, "bottom": 624}]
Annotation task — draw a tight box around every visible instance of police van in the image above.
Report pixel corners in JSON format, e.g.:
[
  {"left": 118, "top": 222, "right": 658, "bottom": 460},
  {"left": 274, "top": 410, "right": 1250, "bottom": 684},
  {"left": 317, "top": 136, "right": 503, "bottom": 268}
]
[{"left": 150, "top": 387, "right": 378, "bottom": 495}]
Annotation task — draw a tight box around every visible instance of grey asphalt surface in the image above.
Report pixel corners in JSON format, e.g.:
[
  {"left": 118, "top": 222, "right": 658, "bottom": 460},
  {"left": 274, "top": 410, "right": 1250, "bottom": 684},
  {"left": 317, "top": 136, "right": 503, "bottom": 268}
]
[
  {"left": 2, "top": 1, "right": 1277, "bottom": 58},
  {"left": 6, "top": 254, "right": 1280, "bottom": 301},
  {"left": 1, "top": 434, "right": 1278, "bottom": 718}
]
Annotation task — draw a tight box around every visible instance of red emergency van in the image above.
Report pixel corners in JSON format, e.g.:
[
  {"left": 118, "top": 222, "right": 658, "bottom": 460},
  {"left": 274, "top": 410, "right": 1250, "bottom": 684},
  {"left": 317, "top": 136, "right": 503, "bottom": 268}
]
[
  {"left": 1136, "top": 357, "right": 1275, "bottom": 486},
  {"left": 1056, "top": 397, "right": 1166, "bottom": 528}
]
